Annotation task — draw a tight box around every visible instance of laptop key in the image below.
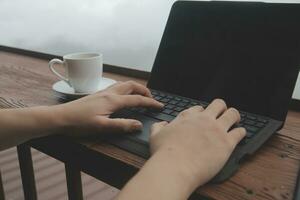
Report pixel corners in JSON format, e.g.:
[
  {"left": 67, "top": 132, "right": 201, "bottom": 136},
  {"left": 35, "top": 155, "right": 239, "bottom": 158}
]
[
  {"left": 187, "top": 104, "right": 195, "bottom": 108},
  {"left": 165, "top": 104, "right": 175, "bottom": 109},
  {"left": 159, "top": 93, "right": 166, "bottom": 97},
  {"left": 247, "top": 115, "right": 257, "bottom": 120},
  {"left": 244, "top": 120, "right": 255, "bottom": 126},
  {"left": 190, "top": 102, "right": 198, "bottom": 106},
  {"left": 162, "top": 109, "right": 173, "bottom": 115},
  {"left": 151, "top": 91, "right": 158, "bottom": 96},
  {"left": 255, "top": 122, "right": 265, "bottom": 128},
  {"left": 174, "top": 106, "right": 185, "bottom": 112},
  {"left": 177, "top": 102, "right": 188, "bottom": 107},
  {"left": 160, "top": 98, "right": 171, "bottom": 103},
  {"left": 169, "top": 100, "right": 179, "bottom": 105},
  {"left": 257, "top": 118, "right": 268, "bottom": 124},
  {"left": 171, "top": 111, "right": 180, "bottom": 116},
  {"left": 154, "top": 96, "right": 163, "bottom": 101},
  {"left": 246, "top": 131, "right": 255, "bottom": 138},
  {"left": 244, "top": 125, "right": 259, "bottom": 133},
  {"left": 145, "top": 112, "right": 174, "bottom": 122},
  {"left": 240, "top": 112, "right": 246, "bottom": 118}
]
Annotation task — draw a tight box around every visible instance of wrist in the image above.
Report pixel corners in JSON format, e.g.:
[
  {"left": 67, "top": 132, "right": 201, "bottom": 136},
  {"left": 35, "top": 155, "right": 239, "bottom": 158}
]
[
  {"left": 152, "top": 148, "right": 201, "bottom": 191},
  {"left": 123, "top": 149, "right": 200, "bottom": 200},
  {"left": 32, "top": 105, "right": 69, "bottom": 136}
]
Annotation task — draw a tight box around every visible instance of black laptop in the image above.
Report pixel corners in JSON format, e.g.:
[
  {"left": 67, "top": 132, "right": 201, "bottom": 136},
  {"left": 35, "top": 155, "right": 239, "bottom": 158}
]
[{"left": 109, "top": 1, "right": 300, "bottom": 182}]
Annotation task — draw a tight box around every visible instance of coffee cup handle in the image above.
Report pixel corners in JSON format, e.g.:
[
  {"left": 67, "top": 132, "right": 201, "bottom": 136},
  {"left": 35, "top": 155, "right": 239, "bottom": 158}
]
[{"left": 49, "top": 59, "right": 71, "bottom": 86}]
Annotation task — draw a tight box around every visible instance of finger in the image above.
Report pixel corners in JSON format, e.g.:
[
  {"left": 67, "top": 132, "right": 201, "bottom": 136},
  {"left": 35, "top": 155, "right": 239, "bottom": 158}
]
[
  {"left": 111, "top": 81, "right": 152, "bottom": 97},
  {"left": 119, "top": 95, "right": 164, "bottom": 109},
  {"left": 179, "top": 105, "right": 204, "bottom": 117},
  {"left": 186, "top": 105, "right": 204, "bottom": 113},
  {"left": 204, "top": 99, "right": 227, "bottom": 118},
  {"left": 150, "top": 121, "right": 168, "bottom": 154},
  {"left": 99, "top": 81, "right": 122, "bottom": 94},
  {"left": 228, "top": 127, "right": 246, "bottom": 147},
  {"left": 105, "top": 81, "right": 122, "bottom": 90},
  {"left": 100, "top": 118, "right": 143, "bottom": 133},
  {"left": 150, "top": 121, "right": 168, "bottom": 137},
  {"left": 217, "top": 108, "right": 240, "bottom": 131}
]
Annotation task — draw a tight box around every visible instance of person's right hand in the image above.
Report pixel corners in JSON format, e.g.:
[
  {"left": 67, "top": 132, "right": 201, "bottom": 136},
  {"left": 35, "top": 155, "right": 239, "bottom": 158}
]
[
  {"left": 150, "top": 99, "right": 246, "bottom": 188},
  {"left": 116, "top": 99, "right": 246, "bottom": 200}
]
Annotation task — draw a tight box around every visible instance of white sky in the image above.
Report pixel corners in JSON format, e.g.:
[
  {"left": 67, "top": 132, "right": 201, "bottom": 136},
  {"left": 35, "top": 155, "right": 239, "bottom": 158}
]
[
  {"left": 0, "top": 0, "right": 299, "bottom": 71},
  {"left": 0, "top": 0, "right": 175, "bottom": 71}
]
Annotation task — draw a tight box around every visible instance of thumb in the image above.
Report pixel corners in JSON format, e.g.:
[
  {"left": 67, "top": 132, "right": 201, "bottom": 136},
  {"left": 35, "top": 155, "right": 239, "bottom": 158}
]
[
  {"left": 228, "top": 127, "right": 247, "bottom": 147},
  {"left": 150, "top": 121, "right": 168, "bottom": 137},
  {"left": 149, "top": 121, "right": 168, "bottom": 155},
  {"left": 100, "top": 117, "right": 143, "bottom": 133}
]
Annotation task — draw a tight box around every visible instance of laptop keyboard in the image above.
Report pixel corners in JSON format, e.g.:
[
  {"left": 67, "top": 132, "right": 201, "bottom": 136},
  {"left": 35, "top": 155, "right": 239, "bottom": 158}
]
[{"left": 130, "top": 90, "right": 269, "bottom": 145}]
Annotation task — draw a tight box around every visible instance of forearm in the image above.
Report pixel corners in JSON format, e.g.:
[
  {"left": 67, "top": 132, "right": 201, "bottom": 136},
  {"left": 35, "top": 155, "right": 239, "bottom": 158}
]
[
  {"left": 117, "top": 149, "right": 198, "bottom": 200},
  {"left": 0, "top": 106, "right": 64, "bottom": 150}
]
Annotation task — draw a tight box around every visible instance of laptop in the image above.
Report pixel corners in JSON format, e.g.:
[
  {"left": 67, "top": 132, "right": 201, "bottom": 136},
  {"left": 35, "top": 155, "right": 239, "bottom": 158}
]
[{"left": 109, "top": 1, "right": 300, "bottom": 182}]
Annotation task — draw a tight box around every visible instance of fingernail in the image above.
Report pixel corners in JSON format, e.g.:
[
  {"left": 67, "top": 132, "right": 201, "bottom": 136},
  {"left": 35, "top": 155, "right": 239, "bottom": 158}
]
[{"left": 133, "top": 121, "right": 143, "bottom": 130}]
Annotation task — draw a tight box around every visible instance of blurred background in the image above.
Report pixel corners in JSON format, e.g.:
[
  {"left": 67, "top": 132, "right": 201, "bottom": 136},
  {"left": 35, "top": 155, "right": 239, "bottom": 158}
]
[{"left": 0, "top": 0, "right": 297, "bottom": 72}]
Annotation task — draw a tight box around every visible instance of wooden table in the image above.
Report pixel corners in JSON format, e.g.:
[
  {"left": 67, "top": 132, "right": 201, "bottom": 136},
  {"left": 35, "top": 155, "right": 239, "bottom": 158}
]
[{"left": 0, "top": 50, "right": 300, "bottom": 200}]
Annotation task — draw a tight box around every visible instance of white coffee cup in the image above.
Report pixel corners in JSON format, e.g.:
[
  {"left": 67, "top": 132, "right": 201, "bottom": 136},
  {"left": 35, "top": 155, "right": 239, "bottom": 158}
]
[{"left": 49, "top": 52, "right": 103, "bottom": 93}]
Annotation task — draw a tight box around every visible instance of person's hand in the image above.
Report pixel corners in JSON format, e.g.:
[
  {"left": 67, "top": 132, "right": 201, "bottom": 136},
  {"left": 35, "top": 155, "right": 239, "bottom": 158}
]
[
  {"left": 54, "top": 81, "right": 163, "bottom": 136},
  {"left": 149, "top": 99, "right": 246, "bottom": 188},
  {"left": 116, "top": 99, "right": 246, "bottom": 200}
]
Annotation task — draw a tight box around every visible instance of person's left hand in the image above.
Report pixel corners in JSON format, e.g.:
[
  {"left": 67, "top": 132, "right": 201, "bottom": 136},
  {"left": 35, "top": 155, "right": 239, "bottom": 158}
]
[{"left": 53, "top": 81, "right": 163, "bottom": 136}]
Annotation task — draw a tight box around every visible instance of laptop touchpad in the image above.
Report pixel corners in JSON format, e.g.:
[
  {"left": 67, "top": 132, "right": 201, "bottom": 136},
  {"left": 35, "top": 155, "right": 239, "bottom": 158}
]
[{"left": 111, "top": 110, "right": 160, "bottom": 143}]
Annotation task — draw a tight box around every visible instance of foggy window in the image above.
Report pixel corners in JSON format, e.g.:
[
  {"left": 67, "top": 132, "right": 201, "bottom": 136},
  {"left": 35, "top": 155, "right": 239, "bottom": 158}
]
[{"left": 0, "top": 0, "right": 297, "bottom": 71}]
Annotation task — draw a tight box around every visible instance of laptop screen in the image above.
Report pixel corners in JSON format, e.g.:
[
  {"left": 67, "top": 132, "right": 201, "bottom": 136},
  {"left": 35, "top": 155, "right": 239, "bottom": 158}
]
[{"left": 148, "top": 1, "right": 300, "bottom": 121}]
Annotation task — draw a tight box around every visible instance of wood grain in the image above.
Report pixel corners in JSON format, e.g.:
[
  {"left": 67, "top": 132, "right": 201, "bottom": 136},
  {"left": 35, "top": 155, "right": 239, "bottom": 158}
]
[{"left": 0, "top": 50, "right": 300, "bottom": 200}]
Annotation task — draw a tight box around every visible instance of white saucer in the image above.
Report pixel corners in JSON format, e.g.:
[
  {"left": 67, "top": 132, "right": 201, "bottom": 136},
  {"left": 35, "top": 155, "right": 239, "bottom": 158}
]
[{"left": 52, "top": 77, "right": 117, "bottom": 97}]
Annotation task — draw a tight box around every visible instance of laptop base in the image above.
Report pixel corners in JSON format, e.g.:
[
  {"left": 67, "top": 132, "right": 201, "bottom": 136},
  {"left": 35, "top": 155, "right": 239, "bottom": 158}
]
[{"left": 108, "top": 109, "right": 282, "bottom": 183}]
